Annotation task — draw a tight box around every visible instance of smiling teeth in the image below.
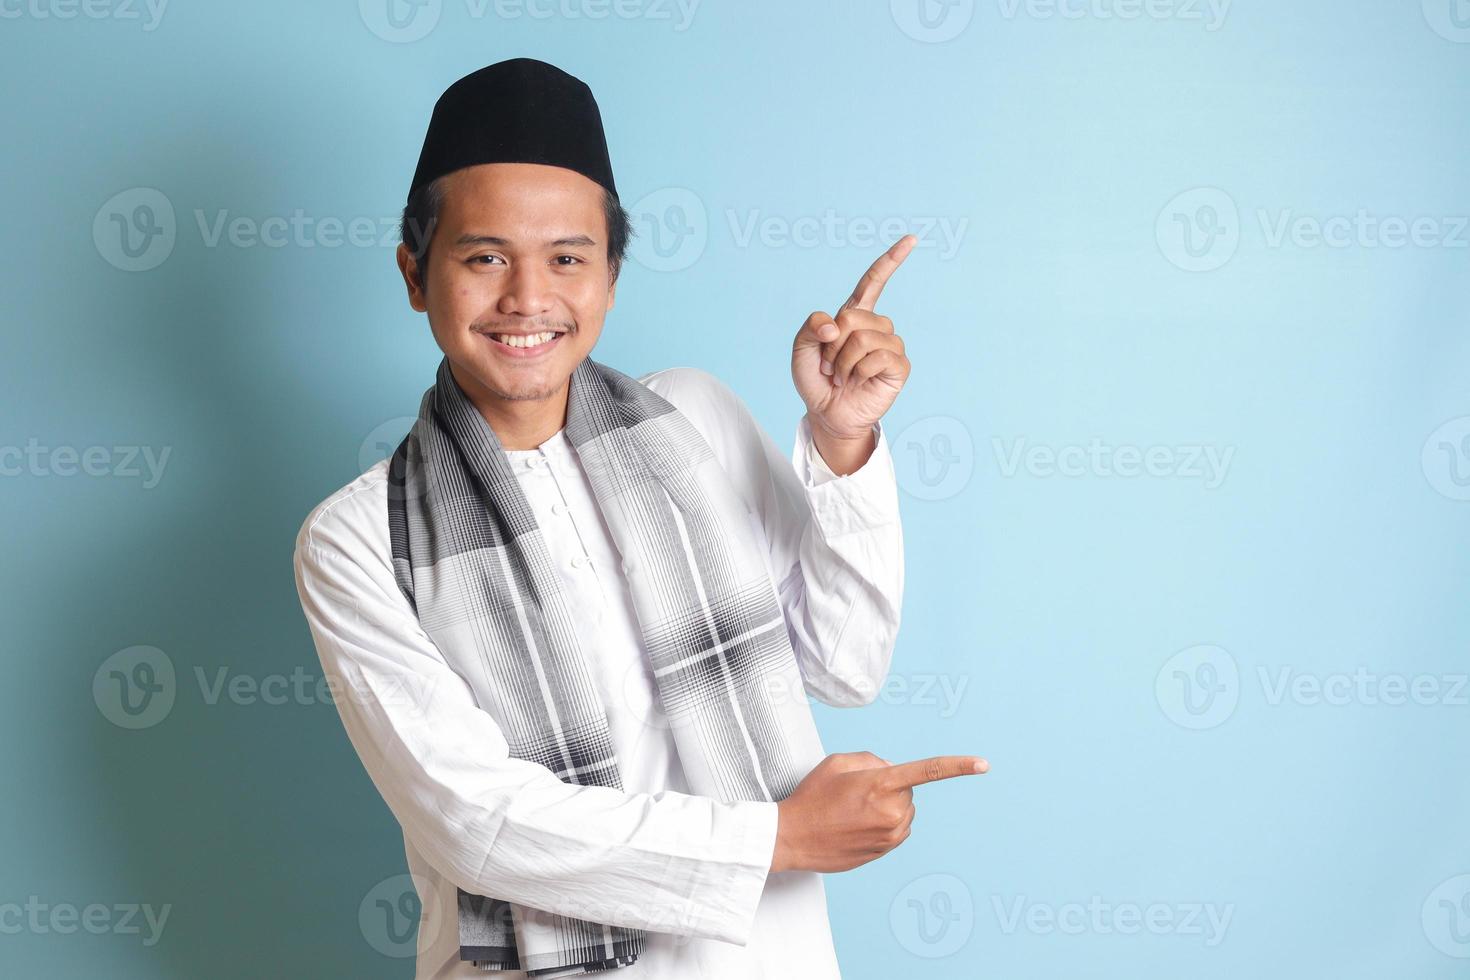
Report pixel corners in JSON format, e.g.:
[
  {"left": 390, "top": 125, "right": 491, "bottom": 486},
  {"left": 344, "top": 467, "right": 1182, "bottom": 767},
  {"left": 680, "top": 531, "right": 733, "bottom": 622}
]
[{"left": 493, "top": 331, "right": 558, "bottom": 348}]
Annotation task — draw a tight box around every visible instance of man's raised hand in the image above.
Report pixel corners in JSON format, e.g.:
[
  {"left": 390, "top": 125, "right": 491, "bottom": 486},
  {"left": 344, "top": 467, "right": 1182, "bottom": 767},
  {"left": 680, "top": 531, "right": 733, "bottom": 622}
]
[{"left": 792, "top": 235, "right": 916, "bottom": 445}]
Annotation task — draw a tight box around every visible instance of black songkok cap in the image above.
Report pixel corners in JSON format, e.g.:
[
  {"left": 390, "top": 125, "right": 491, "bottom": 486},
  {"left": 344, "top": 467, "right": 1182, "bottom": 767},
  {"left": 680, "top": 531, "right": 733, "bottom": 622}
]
[{"left": 406, "top": 58, "right": 617, "bottom": 204}]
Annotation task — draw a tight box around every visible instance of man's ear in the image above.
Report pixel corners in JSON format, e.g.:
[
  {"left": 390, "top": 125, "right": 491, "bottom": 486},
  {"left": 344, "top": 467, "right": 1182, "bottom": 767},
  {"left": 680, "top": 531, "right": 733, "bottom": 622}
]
[
  {"left": 606, "top": 268, "right": 618, "bottom": 312},
  {"left": 396, "top": 243, "right": 428, "bottom": 312}
]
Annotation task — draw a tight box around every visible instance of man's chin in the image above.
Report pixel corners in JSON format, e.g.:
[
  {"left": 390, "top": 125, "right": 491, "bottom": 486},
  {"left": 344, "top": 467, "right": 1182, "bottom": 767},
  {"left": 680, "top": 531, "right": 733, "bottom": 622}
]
[{"left": 481, "top": 366, "right": 573, "bottom": 403}]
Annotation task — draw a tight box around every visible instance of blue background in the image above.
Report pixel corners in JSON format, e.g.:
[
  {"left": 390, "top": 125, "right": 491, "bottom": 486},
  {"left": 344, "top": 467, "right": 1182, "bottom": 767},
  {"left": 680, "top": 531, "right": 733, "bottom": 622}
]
[{"left": 4, "top": 0, "right": 1468, "bottom": 976}]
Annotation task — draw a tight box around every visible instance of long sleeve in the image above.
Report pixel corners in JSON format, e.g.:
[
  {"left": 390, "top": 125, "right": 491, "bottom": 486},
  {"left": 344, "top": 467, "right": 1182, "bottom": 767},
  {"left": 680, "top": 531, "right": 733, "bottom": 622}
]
[
  {"left": 292, "top": 503, "right": 780, "bottom": 948},
  {"left": 779, "top": 414, "right": 905, "bottom": 707},
  {"left": 640, "top": 368, "right": 905, "bottom": 709}
]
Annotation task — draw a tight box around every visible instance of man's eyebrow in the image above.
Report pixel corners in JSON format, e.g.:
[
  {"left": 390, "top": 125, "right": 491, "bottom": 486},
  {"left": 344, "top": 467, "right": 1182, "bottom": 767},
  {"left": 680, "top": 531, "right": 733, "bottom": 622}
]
[{"left": 453, "top": 234, "right": 599, "bottom": 248}]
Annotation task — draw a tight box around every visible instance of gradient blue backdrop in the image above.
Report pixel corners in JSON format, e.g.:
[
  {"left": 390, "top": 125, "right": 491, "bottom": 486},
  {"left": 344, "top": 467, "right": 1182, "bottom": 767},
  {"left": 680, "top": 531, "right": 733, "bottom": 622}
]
[{"left": 4, "top": 1, "right": 1469, "bottom": 976}]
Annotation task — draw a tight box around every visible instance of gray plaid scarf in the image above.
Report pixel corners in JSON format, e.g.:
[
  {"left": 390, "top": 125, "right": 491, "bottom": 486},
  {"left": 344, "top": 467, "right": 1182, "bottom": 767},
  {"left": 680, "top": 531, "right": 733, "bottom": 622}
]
[{"left": 386, "top": 356, "right": 824, "bottom": 975}]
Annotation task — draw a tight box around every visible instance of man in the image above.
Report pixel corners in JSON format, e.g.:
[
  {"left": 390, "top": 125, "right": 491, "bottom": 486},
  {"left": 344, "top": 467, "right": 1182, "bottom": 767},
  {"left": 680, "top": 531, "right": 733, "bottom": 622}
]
[{"left": 293, "top": 58, "right": 986, "bottom": 979}]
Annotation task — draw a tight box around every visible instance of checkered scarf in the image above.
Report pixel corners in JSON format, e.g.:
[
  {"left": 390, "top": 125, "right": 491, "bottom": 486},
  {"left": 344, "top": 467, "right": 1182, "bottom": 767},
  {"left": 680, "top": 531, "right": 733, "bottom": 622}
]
[{"left": 386, "top": 356, "right": 821, "bottom": 974}]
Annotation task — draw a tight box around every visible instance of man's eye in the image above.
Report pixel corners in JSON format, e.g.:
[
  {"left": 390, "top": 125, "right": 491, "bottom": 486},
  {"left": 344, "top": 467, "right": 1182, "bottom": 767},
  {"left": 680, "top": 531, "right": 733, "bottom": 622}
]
[
  {"left": 470, "top": 255, "right": 505, "bottom": 265},
  {"left": 554, "top": 255, "right": 583, "bottom": 266}
]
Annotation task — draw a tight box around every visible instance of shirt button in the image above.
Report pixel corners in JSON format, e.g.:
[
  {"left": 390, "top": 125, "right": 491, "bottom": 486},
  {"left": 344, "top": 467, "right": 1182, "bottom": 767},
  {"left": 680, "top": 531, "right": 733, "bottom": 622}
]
[
  {"left": 570, "top": 554, "right": 592, "bottom": 570},
  {"left": 551, "top": 501, "right": 568, "bottom": 516}
]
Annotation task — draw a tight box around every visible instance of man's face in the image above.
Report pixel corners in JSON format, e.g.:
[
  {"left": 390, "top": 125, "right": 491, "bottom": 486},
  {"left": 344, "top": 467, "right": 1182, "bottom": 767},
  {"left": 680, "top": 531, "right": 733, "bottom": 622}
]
[{"left": 398, "top": 162, "right": 617, "bottom": 406}]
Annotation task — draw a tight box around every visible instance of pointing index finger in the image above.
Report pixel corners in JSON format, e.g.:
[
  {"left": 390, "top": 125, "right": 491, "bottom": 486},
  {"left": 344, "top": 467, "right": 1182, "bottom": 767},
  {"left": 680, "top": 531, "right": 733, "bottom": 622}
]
[
  {"left": 884, "top": 755, "right": 989, "bottom": 788},
  {"left": 841, "top": 234, "right": 917, "bottom": 312}
]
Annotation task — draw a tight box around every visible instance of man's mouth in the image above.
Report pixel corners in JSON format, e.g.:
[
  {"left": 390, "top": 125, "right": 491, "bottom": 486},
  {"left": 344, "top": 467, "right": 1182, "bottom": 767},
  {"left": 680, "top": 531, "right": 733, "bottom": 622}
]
[{"left": 479, "top": 330, "right": 566, "bottom": 356}]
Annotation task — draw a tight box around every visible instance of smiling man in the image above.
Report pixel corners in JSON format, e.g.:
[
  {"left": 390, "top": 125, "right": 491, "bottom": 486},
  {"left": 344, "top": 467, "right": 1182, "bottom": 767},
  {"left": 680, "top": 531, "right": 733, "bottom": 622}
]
[{"left": 292, "top": 58, "right": 985, "bottom": 979}]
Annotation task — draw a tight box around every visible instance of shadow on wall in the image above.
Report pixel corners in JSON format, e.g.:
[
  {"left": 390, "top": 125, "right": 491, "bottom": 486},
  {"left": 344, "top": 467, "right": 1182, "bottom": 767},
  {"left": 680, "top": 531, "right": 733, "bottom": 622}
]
[{"left": 68, "top": 101, "right": 428, "bottom": 978}]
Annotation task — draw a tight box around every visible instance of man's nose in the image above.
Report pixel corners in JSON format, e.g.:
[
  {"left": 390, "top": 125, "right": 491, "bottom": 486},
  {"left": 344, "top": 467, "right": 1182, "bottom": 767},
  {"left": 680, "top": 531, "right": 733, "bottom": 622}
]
[{"left": 497, "top": 260, "right": 553, "bottom": 317}]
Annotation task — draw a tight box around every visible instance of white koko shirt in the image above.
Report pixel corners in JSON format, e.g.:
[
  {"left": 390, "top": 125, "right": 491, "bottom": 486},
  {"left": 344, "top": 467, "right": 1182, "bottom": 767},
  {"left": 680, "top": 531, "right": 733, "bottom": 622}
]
[{"left": 292, "top": 366, "right": 905, "bottom": 980}]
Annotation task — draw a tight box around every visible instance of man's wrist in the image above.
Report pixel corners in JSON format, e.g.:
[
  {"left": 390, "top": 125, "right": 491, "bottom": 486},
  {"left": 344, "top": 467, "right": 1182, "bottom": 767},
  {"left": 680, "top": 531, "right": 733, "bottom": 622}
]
[
  {"left": 807, "top": 415, "right": 878, "bottom": 477},
  {"left": 771, "top": 799, "right": 800, "bottom": 873}
]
